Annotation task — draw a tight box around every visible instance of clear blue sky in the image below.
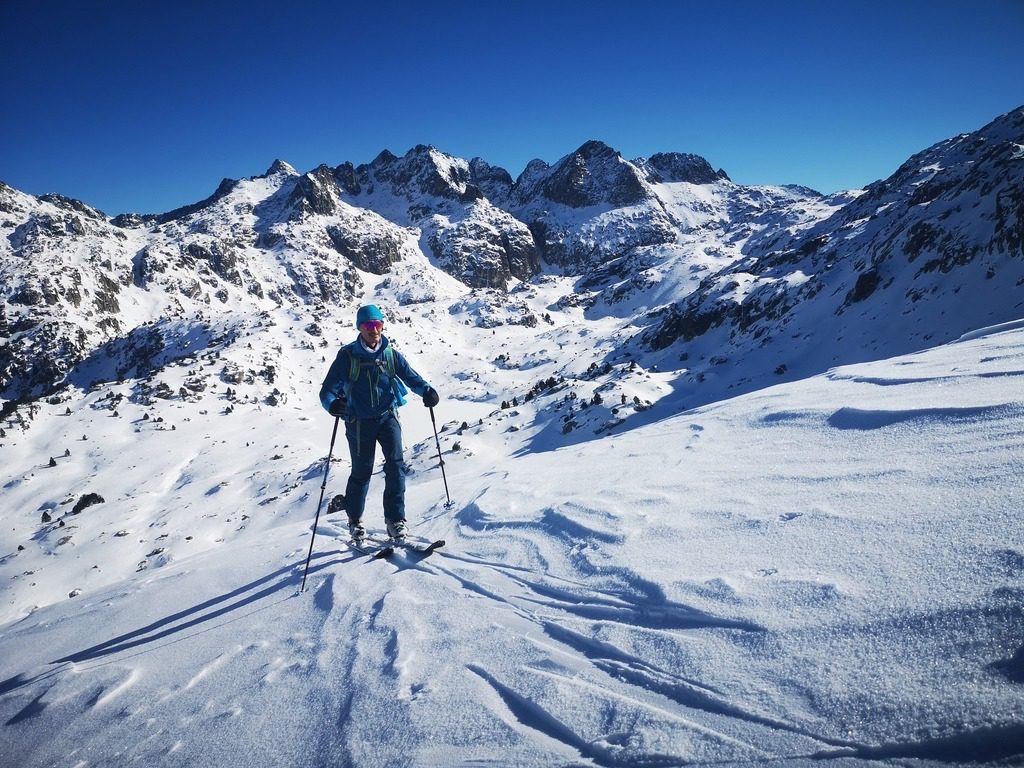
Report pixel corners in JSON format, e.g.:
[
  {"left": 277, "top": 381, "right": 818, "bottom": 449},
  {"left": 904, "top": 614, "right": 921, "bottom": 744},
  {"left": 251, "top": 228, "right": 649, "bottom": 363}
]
[{"left": 2, "top": 0, "right": 1022, "bottom": 215}]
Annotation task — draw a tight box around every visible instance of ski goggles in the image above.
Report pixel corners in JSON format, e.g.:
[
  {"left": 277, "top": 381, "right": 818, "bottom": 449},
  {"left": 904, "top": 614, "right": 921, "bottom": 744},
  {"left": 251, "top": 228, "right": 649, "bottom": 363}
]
[{"left": 360, "top": 320, "right": 384, "bottom": 331}]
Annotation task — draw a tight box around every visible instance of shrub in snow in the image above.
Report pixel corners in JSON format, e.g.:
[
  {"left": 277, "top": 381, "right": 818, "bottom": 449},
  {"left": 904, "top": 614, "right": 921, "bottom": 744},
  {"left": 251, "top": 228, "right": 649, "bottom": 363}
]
[{"left": 71, "top": 493, "right": 105, "bottom": 515}]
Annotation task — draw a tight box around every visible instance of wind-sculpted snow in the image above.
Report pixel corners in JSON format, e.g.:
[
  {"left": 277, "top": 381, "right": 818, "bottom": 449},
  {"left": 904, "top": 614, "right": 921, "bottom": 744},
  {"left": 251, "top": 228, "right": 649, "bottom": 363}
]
[
  {"left": 825, "top": 403, "right": 1020, "bottom": 430},
  {"left": 0, "top": 321, "right": 1022, "bottom": 764}
]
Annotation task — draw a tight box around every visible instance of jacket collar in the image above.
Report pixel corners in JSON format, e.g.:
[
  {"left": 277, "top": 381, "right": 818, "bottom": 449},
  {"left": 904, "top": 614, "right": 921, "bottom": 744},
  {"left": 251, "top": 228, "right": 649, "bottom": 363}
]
[{"left": 351, "top": 335, "right": 389, "bottom": 356}]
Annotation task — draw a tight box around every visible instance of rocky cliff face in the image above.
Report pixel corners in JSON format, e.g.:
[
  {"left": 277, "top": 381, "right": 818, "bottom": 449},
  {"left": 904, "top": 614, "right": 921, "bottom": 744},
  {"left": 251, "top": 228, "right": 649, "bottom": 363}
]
[
  {"left": 513, "top": 140, "right": 651, "bottom": 209},
  {"left": 3, "top": 106, "right": 1022, "bottom": 405},
  {"left": 636, "top": 152, "right": 730, "bottom": 185},
  {"left": 334, "top": 145, "right": 540, "bottom": 288},
  {"left": 2, "top": 182, "right": 138, "bottom": 402}
]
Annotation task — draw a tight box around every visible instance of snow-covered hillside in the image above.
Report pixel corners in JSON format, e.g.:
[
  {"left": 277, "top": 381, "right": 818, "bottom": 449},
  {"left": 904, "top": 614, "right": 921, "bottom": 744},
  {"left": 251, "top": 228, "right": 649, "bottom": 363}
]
[
  {"left": 1, "top": 314, "right": 1021, "bottom": 766},
  {"left": 641, "top": 107, "right": 1024, "bottom": 410},
  {"left": 1, "top": 106, "right": 1023, "bottom": 765}
]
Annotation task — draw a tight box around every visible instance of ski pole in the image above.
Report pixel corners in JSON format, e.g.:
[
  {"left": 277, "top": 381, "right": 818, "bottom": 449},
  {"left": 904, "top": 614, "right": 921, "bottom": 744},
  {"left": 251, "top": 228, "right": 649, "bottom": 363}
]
[
  {"left": 301, "top": 415, "right": 340, "bottom": 592},
  {"left": 428, "top": 406, "right": 452, "bottom": 507}
]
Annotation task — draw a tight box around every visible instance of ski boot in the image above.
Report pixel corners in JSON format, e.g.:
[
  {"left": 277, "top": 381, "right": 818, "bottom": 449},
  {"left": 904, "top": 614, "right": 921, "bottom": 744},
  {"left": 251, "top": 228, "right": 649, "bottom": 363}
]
[
  {"left": 386, "top": 519, "right": 408, "bottom": 544},
  {"left": 348, "top": 518, "right": 366, "bottom": 544}
]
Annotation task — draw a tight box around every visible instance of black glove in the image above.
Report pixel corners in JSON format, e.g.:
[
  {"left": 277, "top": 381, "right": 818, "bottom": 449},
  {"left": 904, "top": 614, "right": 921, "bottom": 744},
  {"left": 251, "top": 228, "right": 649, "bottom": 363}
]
[
  {"left": 329, "top": 398, "right": 347, "bottom": 417},
  {"left": 422, "top": 387, "right": 439, "bottom": 408}
]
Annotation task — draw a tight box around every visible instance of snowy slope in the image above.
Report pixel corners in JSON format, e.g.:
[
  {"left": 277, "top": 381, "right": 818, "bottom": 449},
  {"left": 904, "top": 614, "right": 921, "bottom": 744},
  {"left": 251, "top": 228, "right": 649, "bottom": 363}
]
[
  {"left": 0, "top": 318, "right": 1021, "bottom": 766},
  {"left": 2, "top": 107, "right": 1024, "bottom": 766},
  {"left": 640, "top": 107, "right": 1024, "bottom": 412}
]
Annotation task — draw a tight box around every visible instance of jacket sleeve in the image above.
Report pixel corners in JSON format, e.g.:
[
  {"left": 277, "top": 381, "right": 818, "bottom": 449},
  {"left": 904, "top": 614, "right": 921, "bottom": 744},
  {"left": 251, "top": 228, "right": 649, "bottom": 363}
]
[
  {"left": 392, "top": 349, "right": 431, "bottom": 397},
  {"left": 319, "top": 349, "right": 350, "bottom": 413}
]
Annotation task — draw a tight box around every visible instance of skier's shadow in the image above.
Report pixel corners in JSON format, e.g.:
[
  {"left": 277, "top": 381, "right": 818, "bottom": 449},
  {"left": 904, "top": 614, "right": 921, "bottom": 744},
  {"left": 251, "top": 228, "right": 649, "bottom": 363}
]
[{"left": 50, "top": 550, "right": 349, "bottom": 665}]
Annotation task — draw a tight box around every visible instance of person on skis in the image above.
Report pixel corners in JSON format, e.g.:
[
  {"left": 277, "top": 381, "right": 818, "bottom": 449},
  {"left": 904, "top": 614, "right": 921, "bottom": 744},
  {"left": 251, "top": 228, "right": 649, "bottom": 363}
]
[{"left": 319, "top": 304, "right": 439, "bottom": 543}]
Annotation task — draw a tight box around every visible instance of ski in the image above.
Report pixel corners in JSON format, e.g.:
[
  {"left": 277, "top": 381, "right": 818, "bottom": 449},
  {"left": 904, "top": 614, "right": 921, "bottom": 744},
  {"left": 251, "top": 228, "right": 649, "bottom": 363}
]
[
  {"left": 347, "top": 539, "right": 394, "bottom": 559},
  {"left": 369, "top": 536, "right": 445, "bottom": 558},
  {"left": 399, "top": 538, "right": 446, "bottom": 557}
]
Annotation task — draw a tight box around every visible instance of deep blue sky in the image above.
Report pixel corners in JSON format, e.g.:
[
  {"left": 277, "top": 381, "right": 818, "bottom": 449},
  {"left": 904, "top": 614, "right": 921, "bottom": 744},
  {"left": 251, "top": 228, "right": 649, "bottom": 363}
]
[{"left": 2, "top": 0, "right": 1022, "bottom": 215}]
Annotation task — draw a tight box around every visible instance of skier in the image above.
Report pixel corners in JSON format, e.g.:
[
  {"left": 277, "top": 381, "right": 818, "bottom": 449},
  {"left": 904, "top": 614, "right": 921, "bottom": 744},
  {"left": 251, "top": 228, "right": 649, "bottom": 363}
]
[{"left": 319, "top": 304, "right": 439, "bottom": 543}]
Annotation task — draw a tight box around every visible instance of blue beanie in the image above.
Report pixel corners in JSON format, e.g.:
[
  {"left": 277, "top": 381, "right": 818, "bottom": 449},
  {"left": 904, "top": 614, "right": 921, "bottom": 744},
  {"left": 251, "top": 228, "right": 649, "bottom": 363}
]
[{"left": 356, "top": 304, "right": 385, "bottom": 327}]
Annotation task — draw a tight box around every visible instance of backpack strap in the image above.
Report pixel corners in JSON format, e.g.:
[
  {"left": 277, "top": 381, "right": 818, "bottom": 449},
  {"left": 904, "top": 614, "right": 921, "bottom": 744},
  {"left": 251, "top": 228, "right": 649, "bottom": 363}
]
[
  {"left": 347, "top": 345, "right": 396, "bottom": 382},
  {"left": 347, "top": 348, "right": 360, "bottom": 383}
]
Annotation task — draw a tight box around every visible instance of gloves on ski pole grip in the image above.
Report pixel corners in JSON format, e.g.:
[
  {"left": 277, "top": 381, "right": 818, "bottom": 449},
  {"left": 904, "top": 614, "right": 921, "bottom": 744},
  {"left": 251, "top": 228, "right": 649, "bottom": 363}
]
[
  {"left": 328, "top": 398, "right": 347, "bottom": 417},
  {"left": 422, "top": 387, "right": 439, "bottom": 408}
]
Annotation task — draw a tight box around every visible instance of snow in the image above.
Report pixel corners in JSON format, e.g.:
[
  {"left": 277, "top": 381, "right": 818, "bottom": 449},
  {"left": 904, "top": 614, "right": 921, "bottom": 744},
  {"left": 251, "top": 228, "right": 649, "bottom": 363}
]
[
  {"left": 2, "top": 289, "right": 1022, "bottom": 765},
  {"left": 3, "top": 113, "right": 1024, "bottom": 764},
  {"left": 958, "top": 318, "right": 1024, "bottom": 342}
]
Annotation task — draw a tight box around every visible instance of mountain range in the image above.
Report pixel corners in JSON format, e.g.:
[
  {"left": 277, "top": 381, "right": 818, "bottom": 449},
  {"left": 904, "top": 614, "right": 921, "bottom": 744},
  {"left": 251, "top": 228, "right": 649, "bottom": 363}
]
[{"left": 4, "top": 104, "right": 1020, "bottom": 417}]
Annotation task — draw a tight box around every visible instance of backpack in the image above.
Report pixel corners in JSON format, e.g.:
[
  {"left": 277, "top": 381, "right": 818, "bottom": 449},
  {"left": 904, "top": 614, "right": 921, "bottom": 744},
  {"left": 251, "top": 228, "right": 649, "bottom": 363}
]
[
  {"left": 347, "top": 344, "right": 396, "bottom": 381},
  {"left": 346, "top": 345, "right": 409, "bottom": 407}
]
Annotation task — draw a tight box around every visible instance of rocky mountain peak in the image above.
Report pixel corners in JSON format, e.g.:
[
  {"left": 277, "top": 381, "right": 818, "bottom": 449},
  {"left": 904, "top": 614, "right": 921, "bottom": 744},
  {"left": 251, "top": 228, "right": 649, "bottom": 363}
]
[
  {"left": 514, "top": 140, "right": 650, "bottom": 209},
  {"left": 512, "top": 159, "right": 552, "bottom": 191},
  {"left": 262, "top": 159, "right": 299, "bottom": 178},
  {"left": 575, "top": 139, "right": 620, "bottom": 160},
  {"left": 36, "top": 193, "right": 108, "bottom": 221},
  {"left": 287, "top": 164, "right": 343, "bottom": 217},
  {"left": 359, "top": 145, "right": 474, "bottom": 202},
  {"left": 370, "top": 149, "right": 399, "bottom": 167},
  {"left": 468, "top": 158, "right": 514, "bottom": 206},
  {"left": 637, "top": 152, "right": 728, "bottom": 185}
]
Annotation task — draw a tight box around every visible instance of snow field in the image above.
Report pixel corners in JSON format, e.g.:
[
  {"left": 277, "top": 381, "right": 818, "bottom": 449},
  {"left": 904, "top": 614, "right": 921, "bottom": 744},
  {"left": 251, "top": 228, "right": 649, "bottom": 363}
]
[{"left": 1, "top": 299, "right": 1022, "bottom": 765}]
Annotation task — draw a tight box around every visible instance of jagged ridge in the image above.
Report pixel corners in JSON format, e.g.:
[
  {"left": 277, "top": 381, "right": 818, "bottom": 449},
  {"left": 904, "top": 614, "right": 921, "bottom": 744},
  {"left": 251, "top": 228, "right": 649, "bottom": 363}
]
[{"left": 2, "top": 105, "right": 1023, "bottom": 408}]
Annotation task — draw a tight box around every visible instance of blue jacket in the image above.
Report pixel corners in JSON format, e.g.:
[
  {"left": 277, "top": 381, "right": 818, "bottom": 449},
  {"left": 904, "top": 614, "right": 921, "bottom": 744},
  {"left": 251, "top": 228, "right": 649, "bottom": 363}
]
[{"left": 319, "top": 336, "right": 431, "bottom": 420}]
